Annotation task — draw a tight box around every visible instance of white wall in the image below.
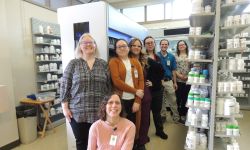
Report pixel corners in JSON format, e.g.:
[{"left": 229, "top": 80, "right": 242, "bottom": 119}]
[
  {"left": 0, "top": 0, "right": 19, "bottom": 147},
  {"left": 0, "top": 0, "right": 58, "bottom": 147},
  {"left": 10, "top": 1, "right": 57, "bottom": 106}
]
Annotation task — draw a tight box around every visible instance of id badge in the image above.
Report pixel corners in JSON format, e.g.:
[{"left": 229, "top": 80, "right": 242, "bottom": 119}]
[
  {"left": 167, "top": 60, "right": 170, "bottom": 66},
  {"left": 134, "top": 69, "right": 138, "bottom": 78},
  {"left": 109, "top": 135, "right": 117, "bottom": 146}
]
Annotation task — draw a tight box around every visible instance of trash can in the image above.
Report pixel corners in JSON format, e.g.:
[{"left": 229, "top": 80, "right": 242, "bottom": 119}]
[{"left": 16, "top": 105, "right": 37, "bottom": 144}]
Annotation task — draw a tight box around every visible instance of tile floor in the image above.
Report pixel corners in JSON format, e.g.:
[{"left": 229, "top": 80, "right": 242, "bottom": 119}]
[{"left": 13, "top": 111, "right": 250, "bottom": 150}]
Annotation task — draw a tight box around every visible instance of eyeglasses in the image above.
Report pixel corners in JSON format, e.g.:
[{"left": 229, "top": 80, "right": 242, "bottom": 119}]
[
  {"left": 161, "top": 44, "right": 168, "bottom": 46},
  {"left": 131, "top": 45, "right": 142, "bottom": 48},
  {"left": 107, "top": 101, "right": 121, "bottom": 105},
  {"left": 117, "top": 45, "right": 128, "bottom": 49},
  {"left": 80, "top": 41, "right": 94, "bottom": 46},
  {"left": 178, "top": 44, "right": 186, "bottom": 46},
  {"left": 145, "top": 41, "right": 154, "bottom": 45}
]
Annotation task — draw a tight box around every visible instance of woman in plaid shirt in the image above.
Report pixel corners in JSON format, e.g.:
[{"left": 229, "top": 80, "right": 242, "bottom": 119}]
[{"left": 60, "top": 33, "right": 111, "bottom": 150}]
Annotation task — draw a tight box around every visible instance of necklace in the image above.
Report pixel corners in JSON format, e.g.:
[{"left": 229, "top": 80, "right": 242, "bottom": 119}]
[{"left": 105, "top": 117, "right": 120, "bottom": 127}]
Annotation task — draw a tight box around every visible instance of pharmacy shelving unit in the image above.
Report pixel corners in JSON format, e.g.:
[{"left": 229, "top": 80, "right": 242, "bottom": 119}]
[
  {"left": 218, "top": 0, "right": 250, "bottom": 110},
  {"left": 31, "top": 18, "right": 62, "bottom": 95},
  {"left": 214, "top": 0, "right": 250, "bottom": 149},
  {"left": 31, "top": 18, "right": 65, "bottom": 129},
  {"left": 186, "top": 0, "right": 219, "bottom": 149}
]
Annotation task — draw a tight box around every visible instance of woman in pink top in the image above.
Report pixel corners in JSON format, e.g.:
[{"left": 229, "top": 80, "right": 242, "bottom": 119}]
[{"left": 87, "top": 93, "right": 136, "bottom": 150}]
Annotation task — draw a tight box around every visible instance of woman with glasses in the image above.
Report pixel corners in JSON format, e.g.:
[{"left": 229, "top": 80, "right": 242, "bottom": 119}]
[
  {"left": 108, "top": 39, "right": 144, "bottom": 141},
  {"left": 129, "top": 38, "right": 151, "bottom": 150},
  {"left": 60, "top": 33, "right": 112, "bottom": 150},
  {"left": 175, "top": 40, "right": 191, "bottom": 123},
  {"left": 143, "top": 36, "right": 168, "bottom": 140},
  {"left": 87, "top": 93, "right": 136, "bottom": 150}
]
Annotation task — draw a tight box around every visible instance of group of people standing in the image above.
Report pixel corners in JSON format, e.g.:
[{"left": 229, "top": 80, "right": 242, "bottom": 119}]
[{"left": 60, "top": 33, "right": 191, "bottom": 150}]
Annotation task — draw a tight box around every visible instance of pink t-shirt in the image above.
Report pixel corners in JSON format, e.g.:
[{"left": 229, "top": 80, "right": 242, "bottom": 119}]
[{"left": 87, "top": 118, "right": 136, "bottom": 150}]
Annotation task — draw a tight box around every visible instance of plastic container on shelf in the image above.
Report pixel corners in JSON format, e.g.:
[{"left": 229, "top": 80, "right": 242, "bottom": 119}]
[
  {"left": 204, "top": 98, "right": 211, "bottom": 109},
  {"left": 40, "top": 55, "right": 44, "bottom": 61},
  {"left": 216, "top": 97, "right": 225, "bottom": 115},
  {"left": 226, "top": 125, "right": 233, "bottom": 136},
  {"left": 224, "top": 97, "right": 235, "bottom": 116},
  {"left": 236, "top": 81, "right": 243, "bottom": 92},
  {"left": 227, "top": 39, "right": 234, "bottom": 49},
  {"left": 233, "top": 38, "right": 240, "bottom": 48},
  {"left": 235, "top": 102, "right": 240, "bottom": 114},
  {"left": 224, "top": 82, "right": 231, "bottom": 92},
  {"left": 237, "top": 58, "right": 245, "bottom": 70},
  {"left": 240, "top": 38, "right": 246, "bottom": 48},
  {"left": 204, "top": 5, "right": 211, "bottom": 13},
  {"left": 199, "top": 75, "right": 205, "bottom": 83},
  {"left": 35, "top": 92, "right": 56, "bottom": 100},
  {"left": 187, "top": 108, "right": 193, "bottom": 124},
  {"left": 38, "top": 25, "right": 44, "bottom": 34},
  {"left": 228, "top": 58, "right": 236, "bottom": 71},
  {"left": 199, "top": 97, "right": 205, "bottom": 107},
  {"left": 195, "top": 27, "right": 202, "bottom": 35},
  {"left": 201, "top": 114, "right": 208, "bottom": 127},
  {"left": 202, "top": 69, "right": 209, "bottom": 81},
  {"left": 189, "top": 27, "right": 196, "bottom": 35},
  {"left": 216, "top": 122, "right": 221, "bottom": 132},
  {"left": 233, "top": 15, "right": 241, "bottom": 26},
  {"left": 233, "top": 126, "right": 239, "bottom": 136},
  {"left": 186, "top": 129, "right": 197, "bottom": 149},
  {"left": 187, "top": 94, "right": 194, "bottom": 106},
  {"left": 189, "top": 50, "right": 195, "bottom": 59},
  {"left": 193, "top": 97, "right": 200, "bottom": 107},
  {"left": 218, "top": 82, "right": 224, "bottom": 93},
  {"left": 193, "top": 74, "right": 200, "bottom": 83}
]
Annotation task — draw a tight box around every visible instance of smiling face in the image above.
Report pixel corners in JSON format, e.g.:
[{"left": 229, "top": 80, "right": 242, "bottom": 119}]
[
  {"left": 160, "top": 40, "right": 169, "bottom": 53},
  {"left": 115, "top": 40, "right": 129, "bottom": 59},
  {"left": 130, "top": 40, "right": 142, "bottom": 56},
  {"left": 178, "top": 41, "right": 187, "bottom": 52},
  {"left": 106, "top": 94, "right": 122, "bottom": 118},
  {"left": 79, "top": 35, "right": 96, "bottom": 57}
]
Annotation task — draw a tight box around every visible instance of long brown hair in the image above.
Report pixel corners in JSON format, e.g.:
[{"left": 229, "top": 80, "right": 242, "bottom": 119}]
[
  {"left": 176, "top": 40, "right": 189, "bottom": 56},
  {"left": 129, "top": 38, "right": 147, "bottom": 68},
  {"left": 98, "top": 93, "right": 124, "bottom": 121}
]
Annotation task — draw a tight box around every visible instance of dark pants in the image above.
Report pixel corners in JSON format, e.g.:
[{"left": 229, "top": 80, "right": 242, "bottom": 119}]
[
  {"left": 122, "top": 99, "right": 136, "bottom": 124},
  {"left": 69, "top": 118, "right": 92, "bottom": 150},
  {"left": 151, "top": 88, "right": 164, "bottom": 133},
  {"left": 176, "top": 82, "right": 191, "bottom": 116},
  {"left": 137, "top": 86, "right": 152, "bottom": 145}
]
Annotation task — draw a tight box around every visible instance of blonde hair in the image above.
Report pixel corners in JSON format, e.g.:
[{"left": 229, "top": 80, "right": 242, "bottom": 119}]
[{"left": 75, "top": 33, "right": 99, "bottom": 58}]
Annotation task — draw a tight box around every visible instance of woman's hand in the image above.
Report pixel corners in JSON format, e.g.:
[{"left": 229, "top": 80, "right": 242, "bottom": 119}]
[
  {"left": 136, "top": 89, "right": 144, "bottom": 99},
  {"left": 182, "top": 75, "right": 188, "bottom": 81},
  {"left": 146, "top": 80, "right": 153, "bottom": 87},
  {"left": 179, "top": 73, "right": 188, "bottom": 81},
  {"left": 62, "top": 102, "right": 72, "bottom": 122},
  {"left": 132, "top": 102, "right": 140, "bottom": 113}
]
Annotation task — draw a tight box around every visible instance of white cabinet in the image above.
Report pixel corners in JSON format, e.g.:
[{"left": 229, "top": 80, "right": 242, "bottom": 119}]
[{"left": 57, "top": 2, "right": 148, "bottom": 150}]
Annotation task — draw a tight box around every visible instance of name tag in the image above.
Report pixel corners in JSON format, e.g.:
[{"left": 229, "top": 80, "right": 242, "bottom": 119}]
[
  {"left": 109, "top": 135, "right": 117, "bottom": 146},
  {"left": 167, "top": 60, "right": 170, "bottom": 66},
  {"left": 134, "top": 69, "right": 138, "bottom": 78}
]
